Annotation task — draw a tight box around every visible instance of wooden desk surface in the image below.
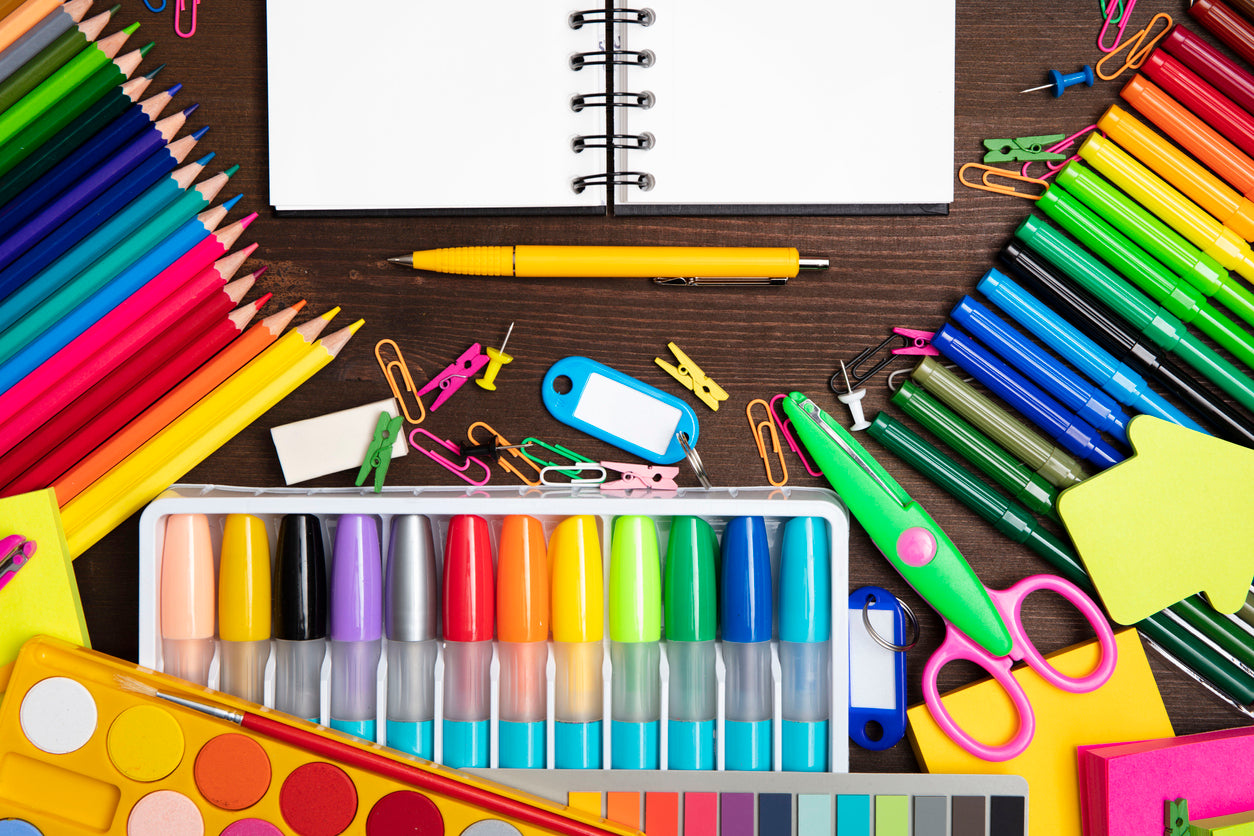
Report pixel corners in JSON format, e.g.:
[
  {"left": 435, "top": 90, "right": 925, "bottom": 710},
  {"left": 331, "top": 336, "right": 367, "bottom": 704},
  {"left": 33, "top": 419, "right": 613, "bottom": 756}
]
[{"left": 72, "top": 0, "right": 1250, "bottom": 772}]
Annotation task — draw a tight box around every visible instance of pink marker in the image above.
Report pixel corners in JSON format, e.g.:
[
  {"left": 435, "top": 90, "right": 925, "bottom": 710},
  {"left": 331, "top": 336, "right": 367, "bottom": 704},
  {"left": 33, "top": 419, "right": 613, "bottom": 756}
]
[{"left": 160, "top": 513, "right": 216, "bottom": 685}]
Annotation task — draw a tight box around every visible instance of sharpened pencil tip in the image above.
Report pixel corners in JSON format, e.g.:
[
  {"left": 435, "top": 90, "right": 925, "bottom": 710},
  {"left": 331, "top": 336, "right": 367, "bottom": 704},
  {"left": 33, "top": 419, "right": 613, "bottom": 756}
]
[
  {"left": 140, "top": 41, "right": 155, "bottom": 56},
  {"left": 145, "top": 63, "right": 166, "bottom": 78},
  {"left": 183, "top": 103, "right": 200, "bottom": 116},
  {"left": 224, "top": 164, "right": 240, "bottom": 177},
  {"left": 191, "top": 125, "right": 209, "bottom": 140},
  {"left": 386, "top": 256, "right": 410, "bottom": 266},
  {"left": 123, "top": 21, "right": 140, "bottom": 32},
  {"left": 320, "top": 306, "right": 342, "bottom": 321},
  {"left": 222, "top": 193, "right": 242, "bottom": 210},
  {"left": 195, "top": 152, "right": 215, "bottom": 165}
]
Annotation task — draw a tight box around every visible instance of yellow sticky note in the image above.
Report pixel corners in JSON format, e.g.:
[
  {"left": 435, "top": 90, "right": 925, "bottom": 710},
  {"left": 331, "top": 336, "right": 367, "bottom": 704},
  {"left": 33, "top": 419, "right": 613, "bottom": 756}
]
[
  {"left": 0, "top": 489, "right": 91, "bottom": 692},
  {"left": 907, "top": 628, "right": 1173, "bottom": 836},
  {"left": 1058, "top": 416, "right": 1254, "bottom": 624}
]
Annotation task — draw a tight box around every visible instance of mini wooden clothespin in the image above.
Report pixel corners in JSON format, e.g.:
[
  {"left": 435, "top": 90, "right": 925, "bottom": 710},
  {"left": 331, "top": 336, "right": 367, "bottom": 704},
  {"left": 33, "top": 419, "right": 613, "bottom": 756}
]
[
  {"left": 355, "top": 413, "right": 404, "bottom": 493},
  {"left": 1165, "top": 798, "right": 1191, "bottom": 836},
  {"left": 655, "top": 342, "right": 728, "bottom": 411},
  {"left": 982, "top": 135, "right": 1068, "bottom": 163},
  {"left": 417, "top": 344, "right": 489, "bottom": 411},
  {"left": 601, "top": 461, "right": 680, "bottom": 491}
]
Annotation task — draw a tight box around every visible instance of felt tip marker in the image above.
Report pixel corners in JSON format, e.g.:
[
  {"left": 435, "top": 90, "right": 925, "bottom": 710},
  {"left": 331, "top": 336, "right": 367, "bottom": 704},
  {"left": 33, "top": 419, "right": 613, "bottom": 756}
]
[
  {"left": 442, "top": 514, "right": 495, "bottom": 768},
  {"left": 721, "top": 516, "right": 774, "bottom": 771},
  {"left": 550, "top": 514, "right": 604, "bottom": 769},
  {"left": 663, "top": 516, "right": 719, "bottom": 770},
  {"left": 273, "top": 514, "right": 327, "bottom": 721},
  {"left": 608, "top": 515, "right": 662, "bottom": 769},
  {"left": 496, "top": 514, "right": 550, "bottom": 769},
  {"left": 218, "top": 513, "right": 271, "bottom": 704},
  {"left": 160, "top": 513, "right": 215, "bottom": 686},
  {"left": 779, "top": 516, "right": 831, "bottom": 772},
  {"left": 329, "top": 514, "right": 383, "bottom": 742},
  {"left": 384, "top": 515, "right": 438, "bottom": 760}
]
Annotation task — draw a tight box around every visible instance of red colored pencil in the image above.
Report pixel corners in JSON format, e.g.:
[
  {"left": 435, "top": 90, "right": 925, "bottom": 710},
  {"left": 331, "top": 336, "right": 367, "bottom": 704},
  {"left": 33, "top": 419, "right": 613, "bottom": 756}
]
[{"left": 0, "top": 222, "right": 254, "bottom": 458}]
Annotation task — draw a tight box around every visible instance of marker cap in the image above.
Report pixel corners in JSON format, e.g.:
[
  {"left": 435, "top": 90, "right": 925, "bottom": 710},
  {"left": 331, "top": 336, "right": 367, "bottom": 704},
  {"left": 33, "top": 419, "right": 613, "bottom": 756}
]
[
  {"left": 274, "top": 514, "right": 327, "bottom": 641},
  {"left": 550, "top": 515, "right": 603, "bottom": 643},
  {"left": 160, "top": 514, "right": 216, "bottom": 641},
  {"left": 497, "top": 515, "right": 549, "bottom": 643},
  {"left": 330, "top": 514, "right": 382, "bottom": 643},
  {"left": 219, "top": 514, "right": 271, "bottom": 642},
  {"left": 720, "top": 516, "right": 772, "bottom": 643},
  {"left": 663, "top": 516, "right": 718, "bottom": 642},
  {"left": 385, "top": 515, "right": 437, "bottom": 642},
  {"left": 442, "top": 515, "right": 495, "bottom": 643},
  {"left": 779, "top": 516, "right": 831, "bottom": 643},
  {"left": 609, "top": 516, "right": 662, "bottom": 643}
]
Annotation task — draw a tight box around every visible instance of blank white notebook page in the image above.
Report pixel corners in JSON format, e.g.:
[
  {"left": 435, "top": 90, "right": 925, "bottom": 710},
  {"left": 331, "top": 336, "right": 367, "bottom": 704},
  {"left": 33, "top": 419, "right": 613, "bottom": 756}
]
[
  {"left": 265, "top": 1, "right": 602, "bottom": 212},
  {"left": 618, "top": 0, "right": 956, "bottom": 210}
]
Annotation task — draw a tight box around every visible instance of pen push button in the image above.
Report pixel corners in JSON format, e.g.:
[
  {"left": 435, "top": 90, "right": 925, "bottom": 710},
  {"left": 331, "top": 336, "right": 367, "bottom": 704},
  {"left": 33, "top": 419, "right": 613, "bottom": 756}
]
[{"left": 896, "top": 527, "right": 937, "bottom": 567}]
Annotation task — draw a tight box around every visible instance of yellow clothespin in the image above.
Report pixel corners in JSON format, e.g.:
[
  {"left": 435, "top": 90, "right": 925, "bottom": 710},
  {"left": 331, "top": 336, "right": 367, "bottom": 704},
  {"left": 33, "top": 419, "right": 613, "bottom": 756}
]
[
  {"left": 746, "top": 398, "right": 788, "bottom": 487},
  {"left": 655, "top": 341, "right": 728, "bottom": 411},
  {"left": 375, "top": 339, "right": 426, "bottom": 425},
  {"left": 356, "top": 412, "right": 405, "bottom": 493}
]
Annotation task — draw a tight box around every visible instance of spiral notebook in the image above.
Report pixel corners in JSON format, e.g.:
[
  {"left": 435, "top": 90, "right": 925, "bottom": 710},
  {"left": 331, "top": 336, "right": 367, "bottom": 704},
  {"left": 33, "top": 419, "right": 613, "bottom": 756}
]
[{"left": 264, "top": 0, "right": 956, "bottom": 216}]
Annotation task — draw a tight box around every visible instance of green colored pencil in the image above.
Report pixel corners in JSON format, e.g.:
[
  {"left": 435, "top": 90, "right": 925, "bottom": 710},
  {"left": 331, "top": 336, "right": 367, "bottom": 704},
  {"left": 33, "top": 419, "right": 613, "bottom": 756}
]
[{"left": 0, "top": 5, "right": 115, "bottom": 114}]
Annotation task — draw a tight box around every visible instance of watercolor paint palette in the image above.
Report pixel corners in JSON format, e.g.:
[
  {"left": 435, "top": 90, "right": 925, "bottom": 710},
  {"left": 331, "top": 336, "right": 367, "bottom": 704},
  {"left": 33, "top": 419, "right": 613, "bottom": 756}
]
[
  {"left": 136, "top": 485, "right": 851, "bottom": 773},
  {"left": 0, "top": 636, "right": 639, "bottom": 836}
]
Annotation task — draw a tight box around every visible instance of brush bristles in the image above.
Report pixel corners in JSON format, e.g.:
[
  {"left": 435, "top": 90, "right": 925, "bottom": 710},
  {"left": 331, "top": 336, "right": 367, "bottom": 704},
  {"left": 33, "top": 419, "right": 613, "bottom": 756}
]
[
  {"left": 112, "top": 673, "right": 243, "bottom": 724},
  {"left": 114, "top": 673, "right": 159, "bottom": 697}
]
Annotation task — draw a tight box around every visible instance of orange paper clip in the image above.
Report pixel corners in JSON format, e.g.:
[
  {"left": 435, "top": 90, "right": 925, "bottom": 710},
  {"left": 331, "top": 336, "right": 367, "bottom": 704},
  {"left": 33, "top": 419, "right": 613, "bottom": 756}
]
[
  {"left": 958, "top": 163, "right": 1047, "bottom": 200},
  {"left": 1096, "top": 12, "right": 1172, "bottom": 80},
  {"left": 746, "top": 398, "right": 788, "bottom": 487},
  {"left": 466, "top": 421, "right": 543, "bottom": 486},
  {"left": 375, "top": 339, "right": 426, "bottom": 425}
]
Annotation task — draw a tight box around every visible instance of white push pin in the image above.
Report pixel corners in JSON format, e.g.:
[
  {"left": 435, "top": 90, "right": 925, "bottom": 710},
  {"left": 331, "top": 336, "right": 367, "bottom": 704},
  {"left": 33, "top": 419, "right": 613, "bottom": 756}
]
[{"left": 836, "top": 360, "right": 872, "bottom": 431}]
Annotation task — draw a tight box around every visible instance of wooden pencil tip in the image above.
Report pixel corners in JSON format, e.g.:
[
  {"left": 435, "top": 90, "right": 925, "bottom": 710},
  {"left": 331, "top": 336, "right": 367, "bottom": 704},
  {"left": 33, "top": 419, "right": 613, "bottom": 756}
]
[
  {"left": 319, "top": 306, "right": 342, "bottom": 322},
  {"left": 291, "top": 299, "right": 307, "bottom": 312},
  {"left": 319, "top": 320, "right": 366, "bottom": 356},
  {"left": 252, "top": 292, "right": 274, "bottom": 310}
]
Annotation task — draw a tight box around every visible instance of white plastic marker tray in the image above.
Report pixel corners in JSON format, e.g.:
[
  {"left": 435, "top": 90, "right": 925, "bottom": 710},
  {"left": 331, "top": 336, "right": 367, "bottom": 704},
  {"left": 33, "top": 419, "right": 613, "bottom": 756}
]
[{"left": 138, "top": 485, "right": 852, "bottom": 772}]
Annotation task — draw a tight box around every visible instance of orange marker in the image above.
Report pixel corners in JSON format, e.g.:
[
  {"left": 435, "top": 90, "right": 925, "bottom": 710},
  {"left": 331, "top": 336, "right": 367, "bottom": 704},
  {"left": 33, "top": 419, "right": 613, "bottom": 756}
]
[
  {"left": 159, "top": 513, "right": 216, "bottom": 686},
  {"left": 496, "top": 514, "right": 550, "bottom": 768}
]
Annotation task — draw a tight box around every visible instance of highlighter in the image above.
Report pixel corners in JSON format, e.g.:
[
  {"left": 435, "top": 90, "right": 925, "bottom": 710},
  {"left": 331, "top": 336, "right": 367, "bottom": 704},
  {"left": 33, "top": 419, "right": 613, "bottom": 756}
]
[
  {"left": 496, "top": 514, "right": 550, "bottom": 769},
  {"left": 160, "top": 513, "right": 215, "bottom": 686},
  {"left": 608, "top": 515, "right": 662, "bottom": 769},
  {"left": 273, "top": 514, "right": 327, "bottom": 721},
  {"left": 778, "top": 516, "right": 831, "bottom": 772},
  {"left": 663, "top": 516, "right": 719, "bottom": 770},
  {"left": 721, "top": 516, "right": 773, "bottom": 771},
  {"left": 329, "top": 514, "right": 383, "bottom": 742},
  {"left": 1142, "top": 49, "right": 1254, "bottom": 162},
  {"left": 384, "top": 515, "right": 438, "bottom": 759},
  {"left": 218, "top": 513, "right": 271, "bottom": 704},
  {"left": 1166, "top": 12, "right": 1254, "bottom": 115},
  {"left": 550, "top": 514, "right": 604, "bottom": 769},
  {"left": 442, "top": 514, "right": 495, "bottom": 768}
]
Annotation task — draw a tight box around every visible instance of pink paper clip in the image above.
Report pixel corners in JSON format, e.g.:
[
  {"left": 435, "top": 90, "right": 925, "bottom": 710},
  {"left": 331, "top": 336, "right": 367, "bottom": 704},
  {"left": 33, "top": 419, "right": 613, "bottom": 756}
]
[
  {"left": 408, "top": 428, "right": 490, "bottom": 485},
  {"left": 1098, "top": 0, "right": 1137, "bottom": 52},
  {"left": 416, "top": 344, "right": 489, "bottom": 411},
  {"left": 174, "top": 0, "right": 198, "bottom": 38},
  {"left": 1020, "top": 125, "right": 1100, "bottom": 180},
  {"left": 601, "top": 461, "right": 679, "bottom": 491},
  {"left": 769, "top": 394, "right": 823, "bottom": 478}
]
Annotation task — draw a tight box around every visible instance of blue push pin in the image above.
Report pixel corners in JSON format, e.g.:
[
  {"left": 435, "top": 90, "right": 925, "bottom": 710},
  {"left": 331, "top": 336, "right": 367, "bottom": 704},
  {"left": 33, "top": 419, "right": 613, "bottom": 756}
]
[{"left": 1021, "top": 65, "right": 1095, "bottom": 97}]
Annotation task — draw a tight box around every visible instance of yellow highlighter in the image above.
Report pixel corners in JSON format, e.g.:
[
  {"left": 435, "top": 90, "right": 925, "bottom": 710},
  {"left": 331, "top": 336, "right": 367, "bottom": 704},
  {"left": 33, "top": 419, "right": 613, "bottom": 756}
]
[
  {"left": 218, "top": 513, "right": 272, "bottom": 704},
  {"left": 550, "top": 515, "right": 604, "bottom": 769},
  {"left": 388, "top": 245, "right": 829, "bottom": 285}
]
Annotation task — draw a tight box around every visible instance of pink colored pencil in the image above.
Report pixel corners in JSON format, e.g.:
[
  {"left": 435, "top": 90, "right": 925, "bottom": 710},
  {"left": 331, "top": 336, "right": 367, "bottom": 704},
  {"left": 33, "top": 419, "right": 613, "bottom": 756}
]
[{"left": 0, "top": 223, "right": 255, "bottom": 458}]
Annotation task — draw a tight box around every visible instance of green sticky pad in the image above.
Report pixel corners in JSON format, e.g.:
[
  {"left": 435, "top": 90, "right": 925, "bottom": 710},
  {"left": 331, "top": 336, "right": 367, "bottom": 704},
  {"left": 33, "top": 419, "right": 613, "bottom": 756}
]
[{"left": 1058, "top": 416, "right": 1254, "bottom": 624}]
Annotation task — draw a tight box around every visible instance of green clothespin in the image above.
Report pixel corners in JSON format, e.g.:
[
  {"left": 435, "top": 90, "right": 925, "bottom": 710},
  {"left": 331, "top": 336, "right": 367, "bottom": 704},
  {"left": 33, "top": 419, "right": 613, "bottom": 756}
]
[
  {"left": 356, "top": 412, "right": 405, "bottom": 493},
  {"left": 982, "top": 134, "right": 1068, "bottom": 163},
  {"left": 1166, "top": 798, "right": 1191, "bottom": 836}
]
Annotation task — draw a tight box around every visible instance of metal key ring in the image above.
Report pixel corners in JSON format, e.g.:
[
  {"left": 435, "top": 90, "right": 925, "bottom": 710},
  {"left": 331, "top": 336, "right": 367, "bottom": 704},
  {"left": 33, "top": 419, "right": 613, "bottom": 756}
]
[{"left": 863, "top": 593, "right": 920, "bottom": 652}]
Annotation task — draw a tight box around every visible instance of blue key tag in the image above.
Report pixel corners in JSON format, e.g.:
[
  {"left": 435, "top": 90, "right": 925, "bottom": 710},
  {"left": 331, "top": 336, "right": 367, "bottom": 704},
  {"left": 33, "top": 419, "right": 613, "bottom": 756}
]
[
  {"left": 542, "top": 356, "right": 699, "bottom": 464},
  {"left": 848, "top": 585, "right": 908, "bottom": 750}
]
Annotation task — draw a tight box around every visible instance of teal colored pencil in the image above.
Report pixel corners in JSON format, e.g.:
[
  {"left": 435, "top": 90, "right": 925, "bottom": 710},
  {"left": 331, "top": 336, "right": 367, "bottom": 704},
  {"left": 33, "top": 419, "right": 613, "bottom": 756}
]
[
  {"left": 0, "top": 5, "right": 113, "bottom": 113},
  {"left": 0, "top": 155, "right": 217, "bottom": 327},
  {"left": 0, "top": 180, "right": 237, "bottom": 369}
]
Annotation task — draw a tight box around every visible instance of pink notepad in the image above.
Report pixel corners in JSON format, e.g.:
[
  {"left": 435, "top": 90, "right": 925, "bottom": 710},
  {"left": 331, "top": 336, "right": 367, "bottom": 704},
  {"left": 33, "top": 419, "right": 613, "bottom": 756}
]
[{"left": 1078, "top": 726, "right": 1254, "bottom": 836}]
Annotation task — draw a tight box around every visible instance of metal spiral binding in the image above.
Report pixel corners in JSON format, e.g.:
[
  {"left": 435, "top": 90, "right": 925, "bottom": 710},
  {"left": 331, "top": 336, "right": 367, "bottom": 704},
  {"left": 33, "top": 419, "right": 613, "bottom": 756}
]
[
  {"left": 568, "top": 7, "right": 655, "bottom": 28},
  {"left": 571, "top": 172, "right": 655, "bottom": 194},
  {"left": 570, "top": 48, "right": 655, "bottom": 70},
  {"left": 571, "top": 133, "right": 655, "bottom": 153},
  {"left": 570, "top": 90, "right": 654, "bottom": 112}
]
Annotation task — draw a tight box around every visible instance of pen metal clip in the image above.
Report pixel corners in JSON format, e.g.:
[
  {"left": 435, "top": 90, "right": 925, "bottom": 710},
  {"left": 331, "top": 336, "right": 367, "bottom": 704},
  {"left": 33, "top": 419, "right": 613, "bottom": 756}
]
[{"left": 653, "top": 276, "right": 789, "bottom": 287}]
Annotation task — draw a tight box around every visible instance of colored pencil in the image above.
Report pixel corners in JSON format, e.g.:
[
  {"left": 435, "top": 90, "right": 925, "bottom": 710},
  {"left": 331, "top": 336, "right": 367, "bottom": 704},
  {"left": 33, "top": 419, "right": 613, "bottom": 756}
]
[
  {"left": 0, "top": 152, "right": 207, "bottom": 307},
  {"left": 0, "top": 24, "right": 138, "bottom": 149},
  {"left": 0, "top": 0, "right": 68, "bottom": 54},
  {"left": 4, "top": 290, "right": 271, "bottom": 497},
  {"left": 0, "top": 199, "right": 234, "bottom": 386},
  {"left": 0, "top": 113, "right": 199, "bottom": 273},
  {"left": 0, "top": 0, "right": 94, "bottom": 85},
  {"left": 0, "top": 2, "right": 109, "bottom": 112},
  {"left": 55, "top": 300, "right": 308, "bottom": 505},
  {"left": 61, "top": 315, "right": 361, "bottom": 558},
  {"left": 0, "top": 265, "right": 263, "bottom": 491},
  {"left": 0, "top": 158, "right": 221, "bottom": 327},
  {"left": 0, "top": 233, "right": 255, "bottom": 459},
  {"left": 0, "top": 87, "right": 182, "bottom": 240}
]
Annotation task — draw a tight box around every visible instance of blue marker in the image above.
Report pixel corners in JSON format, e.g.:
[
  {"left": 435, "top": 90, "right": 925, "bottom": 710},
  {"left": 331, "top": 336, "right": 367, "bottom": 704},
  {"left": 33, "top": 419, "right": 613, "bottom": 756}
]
[
  {"left": 779, "top": 516, "right": 831, "bottom": 771},
  {"left": 952, "top": 295, "right": 1131, "bottom": 444},
  {"left": 721, "top": 516, "right": 773, "bottom": 771},
  {"left": 933, "top": 323, "right": 1126, "bottom": 470},
  {"left": 978, "top": 266, "right": 1206, "bottom": 433}
]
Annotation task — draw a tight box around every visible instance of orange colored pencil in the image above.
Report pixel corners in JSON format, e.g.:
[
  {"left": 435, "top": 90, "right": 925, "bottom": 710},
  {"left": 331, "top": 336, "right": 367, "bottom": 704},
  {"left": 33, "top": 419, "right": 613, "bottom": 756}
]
[
  {"left": 0, "top": 0, "right": 65, "bottom": 54},
  {"left": 54, "top": 300, "right": 313, "bottom": 505}
]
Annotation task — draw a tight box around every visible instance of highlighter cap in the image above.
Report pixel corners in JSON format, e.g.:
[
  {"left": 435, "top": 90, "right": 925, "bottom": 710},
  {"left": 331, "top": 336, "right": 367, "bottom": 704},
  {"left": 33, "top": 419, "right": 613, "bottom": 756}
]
[
  {"left": 549, "top": 515, "right": 603, "bottom": 643},
  {"left": 496, "top": 515, "right": 549, "bottom": 643},
  {"left": 663, "top": 516, "right": 718, "bottom": 642},
  {"left": 386, "top": 515, "right": 437, "bottom": 642},
  {"left": 608, "top": 516, "right": 662, "bottom": 643},
  {"left": 330, "top": 514, "right": 382, "bottom": 643},
  {"left": 442, "top": 515, "right": 495, "bottom": 642},
  {"left": 779, "top": 517, "right": 831, "bottom": 643},
  {"left": 160, "top": 513, "right": 216, "bottom": 640},
  {"left": 219, "top": 514, "right": 272, "bottom": 642},
  {"left": 720, "top": 516, "right": 773, "bottom": 643},
  {"left": 274, "top": 514, "right": 327, "bottom": 641}
]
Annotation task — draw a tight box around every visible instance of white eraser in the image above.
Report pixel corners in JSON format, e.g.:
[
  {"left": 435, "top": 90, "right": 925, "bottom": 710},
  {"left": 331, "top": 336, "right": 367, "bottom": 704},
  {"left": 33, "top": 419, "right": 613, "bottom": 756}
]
[{"left": 270, "top": 398, "right": 406, "bottom": 485}]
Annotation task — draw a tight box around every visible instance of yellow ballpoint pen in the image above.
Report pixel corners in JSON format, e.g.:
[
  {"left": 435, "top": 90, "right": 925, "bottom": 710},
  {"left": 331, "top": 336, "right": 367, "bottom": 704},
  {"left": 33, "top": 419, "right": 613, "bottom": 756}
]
[{"left": 387, "top": 245, "right": 830, "bottom": 285}]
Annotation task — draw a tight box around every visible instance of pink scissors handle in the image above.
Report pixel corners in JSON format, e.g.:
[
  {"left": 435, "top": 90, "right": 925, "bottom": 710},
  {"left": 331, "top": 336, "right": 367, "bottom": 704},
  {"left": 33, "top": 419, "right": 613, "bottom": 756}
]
[{"left": 922, "top": 573, "right": 1118, "bottom": 762}]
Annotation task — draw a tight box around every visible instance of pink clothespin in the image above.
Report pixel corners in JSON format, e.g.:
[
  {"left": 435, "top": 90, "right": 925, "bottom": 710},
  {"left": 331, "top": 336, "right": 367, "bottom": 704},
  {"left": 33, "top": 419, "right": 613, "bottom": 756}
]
[
  {"left": 601, "top": 461, "right": 679, "bottom": 491},
  {"left": 416, "top": 344, "right": 490, "bottom": 411},
  {"left": 408, "top": 428, "right": 490, "bottom": 485},
  {"left": 175, "top": 0, "right": 199, "bottom": 37},
  {"left": 890, "top": 327, "right": 939, "bottom": 356}
]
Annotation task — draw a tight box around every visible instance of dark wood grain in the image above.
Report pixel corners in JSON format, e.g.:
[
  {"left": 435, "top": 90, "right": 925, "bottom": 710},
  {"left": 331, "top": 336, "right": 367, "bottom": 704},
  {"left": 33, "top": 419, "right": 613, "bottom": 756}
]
[{"left": 68, "top": 0, "right": 1252, "bottom": 775}]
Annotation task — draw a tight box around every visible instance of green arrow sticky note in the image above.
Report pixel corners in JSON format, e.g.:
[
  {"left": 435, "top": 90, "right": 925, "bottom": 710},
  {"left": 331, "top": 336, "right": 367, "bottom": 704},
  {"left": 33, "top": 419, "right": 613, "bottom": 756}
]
[{"left": 1058, "top": 416, "right": 1254, "bottom": 625}]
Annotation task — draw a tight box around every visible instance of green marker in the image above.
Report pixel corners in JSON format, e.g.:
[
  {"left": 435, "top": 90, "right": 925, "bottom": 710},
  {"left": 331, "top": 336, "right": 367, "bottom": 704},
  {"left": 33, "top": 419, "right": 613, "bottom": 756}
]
[
  {"left": 891, "top": 379, "right": 1060, "bottom": 520},
  {"left": 609, "top": 515, "right": 662, "bottom": 770},
  {"left": 1056, "top": 162, "right": 1254, "bottom": 330},
  {"left": 663, "top": 516, "right": 718, "bottom": 770},
  {"left": 1036, "top": 183, "right": 1254, "bottom": 370},
  {"left": 867, "top": 411, "right": 1254, "bottom": 706},
  {"left": 1016, "top": 215, "right": 1254, "bottom": 414}
]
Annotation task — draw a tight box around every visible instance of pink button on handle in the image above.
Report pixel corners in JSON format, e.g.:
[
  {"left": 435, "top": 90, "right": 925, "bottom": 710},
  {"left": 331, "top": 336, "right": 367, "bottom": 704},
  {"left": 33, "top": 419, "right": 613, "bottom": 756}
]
[{"left": 896, "top": 526, "right": 937, "bottom": 567}]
